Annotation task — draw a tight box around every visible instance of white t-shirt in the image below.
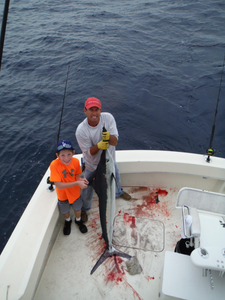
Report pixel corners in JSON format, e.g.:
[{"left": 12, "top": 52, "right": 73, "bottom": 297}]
[{"left": 75, "top": 112, "right": 119, "bottom": 172}]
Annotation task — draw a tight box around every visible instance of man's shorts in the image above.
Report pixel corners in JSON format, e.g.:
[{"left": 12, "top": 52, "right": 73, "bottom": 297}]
[{"left": 58, "top": 197, "right": 83, "bottom": 215}]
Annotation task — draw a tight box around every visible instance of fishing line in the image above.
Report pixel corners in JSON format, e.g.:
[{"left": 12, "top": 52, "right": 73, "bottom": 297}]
[
  {"left": 0, "top": 0, "right": 10, "bottom": 72},
  {"left": 206, "top": 53, "right": 225, "bottom": 163}
]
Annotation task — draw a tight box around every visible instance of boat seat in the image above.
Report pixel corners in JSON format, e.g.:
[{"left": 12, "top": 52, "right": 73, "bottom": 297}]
[{"left": 177, "top": 187, "right": 225, "bottom": 215}]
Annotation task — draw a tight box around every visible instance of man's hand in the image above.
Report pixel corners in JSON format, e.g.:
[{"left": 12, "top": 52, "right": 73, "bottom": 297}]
[
  {"left": 102, "top": 130, "right": 110, "bottom": 141},
  {"left": 97, "top": 140, "right": 109, "bottom": 150}
]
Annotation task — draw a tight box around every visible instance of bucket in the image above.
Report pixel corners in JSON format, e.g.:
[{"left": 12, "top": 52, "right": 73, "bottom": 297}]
[{"left": 174, "top": 238, "right": 194, "bottom": 256}]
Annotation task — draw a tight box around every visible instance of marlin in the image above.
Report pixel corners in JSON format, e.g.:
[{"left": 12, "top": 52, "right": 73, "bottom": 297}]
[{"left": 88, "top": 148, "right": 133, "bottom": 275}]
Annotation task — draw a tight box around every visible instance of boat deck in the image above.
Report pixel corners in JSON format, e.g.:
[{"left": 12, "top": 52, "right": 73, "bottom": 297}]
[{"left": 33, "top": 185, "right": 181, "bottom": 300}]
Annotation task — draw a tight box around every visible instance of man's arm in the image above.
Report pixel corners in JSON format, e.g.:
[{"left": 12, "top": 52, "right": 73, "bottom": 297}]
[{"left": 109, "top": 134, "right": 118, "bottom": 146}]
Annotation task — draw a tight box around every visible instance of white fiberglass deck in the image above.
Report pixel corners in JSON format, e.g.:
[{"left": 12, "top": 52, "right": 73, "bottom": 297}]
[{"left": 34, "top": 186, "right": 181, "bottom": 300}]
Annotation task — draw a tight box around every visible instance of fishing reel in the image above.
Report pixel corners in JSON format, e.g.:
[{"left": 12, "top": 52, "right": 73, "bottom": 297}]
[
  {"left": 47, "top": 176, "right": 55, "bottom": 192},
  {"left": 207, "top": 148, "right": 215, "bottom": 156},
  {"left": 205, "top": 148, "right": 216, "bottom": 163}
]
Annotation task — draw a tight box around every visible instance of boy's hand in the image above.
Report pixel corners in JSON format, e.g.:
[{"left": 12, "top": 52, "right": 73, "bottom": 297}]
[
  {"left": 102, "top": 130, "right": 110, "bottom": 141},
  {"left": 78, "top": 178, "right": 89, "bottom": 189},
  {"left": 97, "top": 140, "right": 109, "bottom": 150}
]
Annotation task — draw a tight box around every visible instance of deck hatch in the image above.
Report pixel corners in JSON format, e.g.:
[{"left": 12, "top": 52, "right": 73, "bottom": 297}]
[{"left": 112, "top": 215, "right": 165, "bottom": 252}]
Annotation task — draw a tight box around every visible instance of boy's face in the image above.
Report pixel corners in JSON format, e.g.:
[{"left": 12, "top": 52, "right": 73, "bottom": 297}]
[{"left": 56, "top": 149, "right": 74, "bottom": 165}]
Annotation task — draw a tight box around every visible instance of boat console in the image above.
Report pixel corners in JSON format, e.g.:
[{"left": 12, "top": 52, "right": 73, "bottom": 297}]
[{"left": 160, "top": 188, "right": 225, "bottom": 300}]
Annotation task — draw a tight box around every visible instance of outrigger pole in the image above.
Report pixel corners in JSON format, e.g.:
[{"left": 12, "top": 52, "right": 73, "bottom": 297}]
[
  {"left": 206, "top": 53, "right": 225, "bottom": 163},
  {"left": 0, "top": 0, "right": 10, "bottom": 72}
]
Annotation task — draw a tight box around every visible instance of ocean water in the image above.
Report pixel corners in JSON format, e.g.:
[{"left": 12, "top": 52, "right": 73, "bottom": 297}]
[{"left": 0, "top": 0, "right": 225, "bottom": 253}]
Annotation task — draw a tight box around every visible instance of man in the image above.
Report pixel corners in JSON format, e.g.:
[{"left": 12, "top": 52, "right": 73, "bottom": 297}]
[{"left": 75, "top": 97, "right": 131, "bottom": 221}]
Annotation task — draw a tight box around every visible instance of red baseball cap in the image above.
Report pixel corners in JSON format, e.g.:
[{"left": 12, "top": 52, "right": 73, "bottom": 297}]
[{"left": 85, "top": 97, "right": 101, "bottom": 109}]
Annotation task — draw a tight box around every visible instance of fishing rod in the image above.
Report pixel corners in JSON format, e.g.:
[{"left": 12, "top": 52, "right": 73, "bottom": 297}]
[
  {"left": 56, "top": 64, "right": 70, "bottom": 147},
  {"left": 206, "top": 53, "right": 225, "bottom": 163},
  {"left": 0, "top": 0, "right": 10, "bottom": 72},
  {"left": 47, "top": 64, "right": 70, "bottom": 191}
]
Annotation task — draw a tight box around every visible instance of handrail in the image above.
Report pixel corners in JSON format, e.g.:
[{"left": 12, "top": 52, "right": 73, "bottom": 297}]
[{"left": 182, "top": 205, "right": 191, "bottom": 238}]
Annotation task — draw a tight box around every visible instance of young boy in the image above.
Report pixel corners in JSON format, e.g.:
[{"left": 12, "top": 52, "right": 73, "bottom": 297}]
[{"left": 50, "top": 140, "right": 89, "bottom": 235}]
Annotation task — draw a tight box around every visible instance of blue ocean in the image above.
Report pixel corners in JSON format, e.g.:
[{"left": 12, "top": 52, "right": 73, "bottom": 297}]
[{"left": 0, "top": 0, "right": 224, "bottom": 253}]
